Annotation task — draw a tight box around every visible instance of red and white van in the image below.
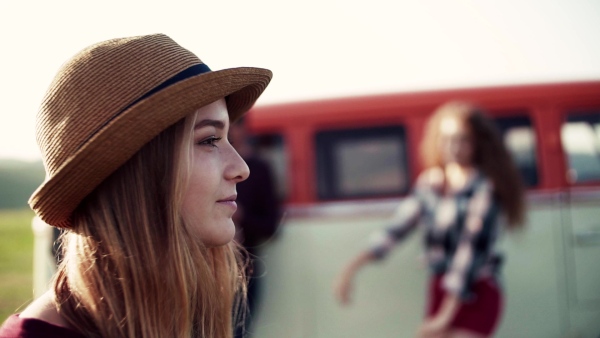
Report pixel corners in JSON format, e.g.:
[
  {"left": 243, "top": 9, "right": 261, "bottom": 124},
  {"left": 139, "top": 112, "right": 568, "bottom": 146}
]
[{"left": 244, "top": 81, "right": 600, "bottom": 338}]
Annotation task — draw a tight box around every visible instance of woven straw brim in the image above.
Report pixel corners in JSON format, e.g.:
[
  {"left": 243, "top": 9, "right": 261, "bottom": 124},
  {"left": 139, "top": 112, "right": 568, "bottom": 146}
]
[{"left": 29, "top": 67, "right": 272, "bottom": 228}]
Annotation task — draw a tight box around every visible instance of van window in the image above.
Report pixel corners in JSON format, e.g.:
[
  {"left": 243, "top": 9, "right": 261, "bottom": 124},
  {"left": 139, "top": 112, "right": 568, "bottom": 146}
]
[
  {"left": 316, "top": 126, "right": 409, "bottom": 200},
  {"left": 494, "top": 116, "right": 539, "bottom": 187},
  {"left": 561, "top": 112, "right": 600, "bottom": 184},
  {"left": 252, "top": 133, "right": 289, "bottom": 200}
]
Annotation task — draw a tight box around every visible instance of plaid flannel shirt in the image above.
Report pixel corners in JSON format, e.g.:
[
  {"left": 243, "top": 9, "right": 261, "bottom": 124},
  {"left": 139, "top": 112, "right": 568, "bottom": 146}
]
[{"left": 369, "top": 168, "right": 503, "bottom": 300}]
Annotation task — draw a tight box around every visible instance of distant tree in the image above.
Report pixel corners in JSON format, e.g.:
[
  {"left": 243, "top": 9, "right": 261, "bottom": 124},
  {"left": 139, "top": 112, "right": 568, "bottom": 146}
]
[{"left": 0, "top": 160, "right": 45, "bottom": 209}]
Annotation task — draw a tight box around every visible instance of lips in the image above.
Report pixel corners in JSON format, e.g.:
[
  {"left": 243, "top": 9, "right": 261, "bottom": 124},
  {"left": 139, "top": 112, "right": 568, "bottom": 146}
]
[
  {"left": 217, "top": 194, "right": 237, "bottom": 203},
  {"left": 217, "top": 195, "right": 237, "bottom": 210}
]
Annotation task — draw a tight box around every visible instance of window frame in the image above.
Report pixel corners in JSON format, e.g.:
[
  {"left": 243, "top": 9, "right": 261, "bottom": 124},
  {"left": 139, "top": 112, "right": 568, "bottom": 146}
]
[
  {"left": 315, "top": 124, "right": 410, "bottom": 201},
  {"left": 493, "top": 114, "right": 540, "bottom": 188},
  {"left": 560, "top": 110, "right": 600, "bottom": 186}
]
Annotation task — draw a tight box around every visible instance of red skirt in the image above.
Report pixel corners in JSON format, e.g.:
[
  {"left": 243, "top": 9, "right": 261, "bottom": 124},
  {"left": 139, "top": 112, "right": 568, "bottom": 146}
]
[{"left": 426, "top": 275, "right": 503, "bottom": 336}]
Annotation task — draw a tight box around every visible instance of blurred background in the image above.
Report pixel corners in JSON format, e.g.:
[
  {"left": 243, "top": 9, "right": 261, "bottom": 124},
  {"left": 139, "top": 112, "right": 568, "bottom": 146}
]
[{"left": 1, "top": 1, "right": 600, "bottom": 337}]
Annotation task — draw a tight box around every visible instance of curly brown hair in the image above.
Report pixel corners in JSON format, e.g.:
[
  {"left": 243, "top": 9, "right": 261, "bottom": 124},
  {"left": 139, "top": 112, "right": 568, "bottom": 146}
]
[{"left": 420, "top": 101, "right": 526, "bottom": 227}]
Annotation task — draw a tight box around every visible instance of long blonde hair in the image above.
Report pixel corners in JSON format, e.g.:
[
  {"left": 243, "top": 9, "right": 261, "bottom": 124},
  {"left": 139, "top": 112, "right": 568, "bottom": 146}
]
[{"left": 53, "top": 113, "right": 247, "bottom": 337}]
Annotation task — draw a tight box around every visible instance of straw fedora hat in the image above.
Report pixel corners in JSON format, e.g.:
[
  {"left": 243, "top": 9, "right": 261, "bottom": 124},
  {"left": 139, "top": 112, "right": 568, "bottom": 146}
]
[{"left": 29, "top": 33, "right": 272, "bottom": 228}]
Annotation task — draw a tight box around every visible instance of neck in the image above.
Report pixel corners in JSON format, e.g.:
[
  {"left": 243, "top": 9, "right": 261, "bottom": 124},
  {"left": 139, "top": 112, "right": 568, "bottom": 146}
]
[{"left": 444, "top": 162, "right": 475, "bottom": 190}]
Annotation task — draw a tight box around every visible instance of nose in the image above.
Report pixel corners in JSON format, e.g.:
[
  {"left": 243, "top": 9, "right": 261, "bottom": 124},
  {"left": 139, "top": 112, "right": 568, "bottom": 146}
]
[
  {"left": 226, "top": 145, "right": 250, "bottom": 183},
  {"left": 448, "top": 138, "right": 460, "bottom": 153}
]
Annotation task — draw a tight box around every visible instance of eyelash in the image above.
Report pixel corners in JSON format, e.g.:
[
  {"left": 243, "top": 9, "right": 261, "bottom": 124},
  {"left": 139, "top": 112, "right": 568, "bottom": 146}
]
[{"left": 197, "top": 136, "right": 222, "bottom": 148}]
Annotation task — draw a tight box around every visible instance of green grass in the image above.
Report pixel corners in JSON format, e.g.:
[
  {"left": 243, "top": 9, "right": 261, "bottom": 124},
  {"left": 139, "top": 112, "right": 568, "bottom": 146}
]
[{"left": 0, "top": 208, "right": 35, "bottom": 323}]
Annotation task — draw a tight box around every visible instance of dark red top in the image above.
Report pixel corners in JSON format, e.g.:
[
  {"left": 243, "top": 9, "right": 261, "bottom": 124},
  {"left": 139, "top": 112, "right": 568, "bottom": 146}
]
[{"left": 0, "top": 314, "right": 85, "bottom": 338}]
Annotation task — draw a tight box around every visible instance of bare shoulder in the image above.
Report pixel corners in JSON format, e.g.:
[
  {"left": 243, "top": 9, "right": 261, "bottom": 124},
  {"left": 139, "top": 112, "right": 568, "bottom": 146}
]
[{"left": 19, "top": 291, "right": 69, "bottom": 328}]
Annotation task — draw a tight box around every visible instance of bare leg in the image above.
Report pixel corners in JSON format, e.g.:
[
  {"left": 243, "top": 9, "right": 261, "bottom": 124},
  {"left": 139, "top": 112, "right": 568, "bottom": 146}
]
[
  {"left": 414, "top": 331, "right": 449, "bottom": 338},
  {"left": 446, "top": 328, "right": 487, "bottom": 338}
]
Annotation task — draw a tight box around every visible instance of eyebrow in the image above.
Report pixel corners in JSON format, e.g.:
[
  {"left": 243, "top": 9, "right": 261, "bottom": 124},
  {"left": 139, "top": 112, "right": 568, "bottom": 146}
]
[{"left": 194, "top": 119, "right": 226, "bottom": 130}]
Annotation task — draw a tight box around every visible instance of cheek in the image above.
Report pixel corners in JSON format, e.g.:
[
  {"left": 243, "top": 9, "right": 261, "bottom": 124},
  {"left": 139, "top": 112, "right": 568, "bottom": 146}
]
[
  {"left": 440, "top": 137, "right": 456, "bottom": 156},
  {"left": 181, "top": 159, "right": 216, "bottom": 224},
  {"left": 181, "top": 186, "right": 210, "bottom": 229},
  {"left": 438, "top": 137, "right": 450, "bottom": 152}
]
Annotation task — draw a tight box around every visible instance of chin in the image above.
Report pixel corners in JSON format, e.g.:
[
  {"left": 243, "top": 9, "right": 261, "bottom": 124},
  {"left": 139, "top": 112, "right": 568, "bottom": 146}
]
[
  {"left": 203, "top": 220, "right": 236, "bottom": 247},
  {"left": 204, "top": 235, "right": 235, "bottom": 247}
]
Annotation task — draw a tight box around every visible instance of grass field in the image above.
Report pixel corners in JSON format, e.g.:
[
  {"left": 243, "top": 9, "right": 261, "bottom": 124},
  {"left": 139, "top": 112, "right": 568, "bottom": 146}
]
[{"left": 0, "top": 208, "right": 35, "bottom": 323}]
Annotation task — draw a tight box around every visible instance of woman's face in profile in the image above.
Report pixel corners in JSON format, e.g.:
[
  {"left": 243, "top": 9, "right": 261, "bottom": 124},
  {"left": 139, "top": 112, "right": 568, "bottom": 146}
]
[
  {"left": 181, "top": 99, "right": 249, "bottom": 246},
  {"left": 439, "top": 115, "right": 474, "bottom": 166}
]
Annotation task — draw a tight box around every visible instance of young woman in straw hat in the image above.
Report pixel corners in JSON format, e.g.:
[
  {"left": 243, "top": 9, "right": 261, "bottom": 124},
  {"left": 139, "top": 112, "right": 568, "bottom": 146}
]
[
  {"left": 0, "top": 34, "right": 271, "bottom": 338},
  {"left": 334, "top": 101, "right": 526, "bottom": 338}
]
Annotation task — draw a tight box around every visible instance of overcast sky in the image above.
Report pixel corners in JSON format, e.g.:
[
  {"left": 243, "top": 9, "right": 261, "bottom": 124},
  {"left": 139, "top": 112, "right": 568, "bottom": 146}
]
[{"left": 1, "top": 0, "right": 600, "bottom": 161}]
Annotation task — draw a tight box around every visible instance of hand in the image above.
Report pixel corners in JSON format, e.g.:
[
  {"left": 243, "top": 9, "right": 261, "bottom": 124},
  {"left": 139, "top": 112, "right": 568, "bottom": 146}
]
[
  {"left": 416, "top": 293, "right": 460, "bottom": 337},
  {"left": 333, "top": 252, "right": 373, "bottom": 306},
  {"left": 333, "top": 269, "right": 354, "bottom": 306},
  {"left": 416, "top": 316, "right": 449, "bottom": 338}
]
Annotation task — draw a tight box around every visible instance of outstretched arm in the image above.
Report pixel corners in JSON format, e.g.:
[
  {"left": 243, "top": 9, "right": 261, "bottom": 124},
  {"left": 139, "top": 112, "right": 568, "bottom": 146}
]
[
  {"left": 334, "top": 192, "right": 424, "bottom": 306},
  {"left": 333, "top": 250, "right": 377, "bottom": 305}
]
